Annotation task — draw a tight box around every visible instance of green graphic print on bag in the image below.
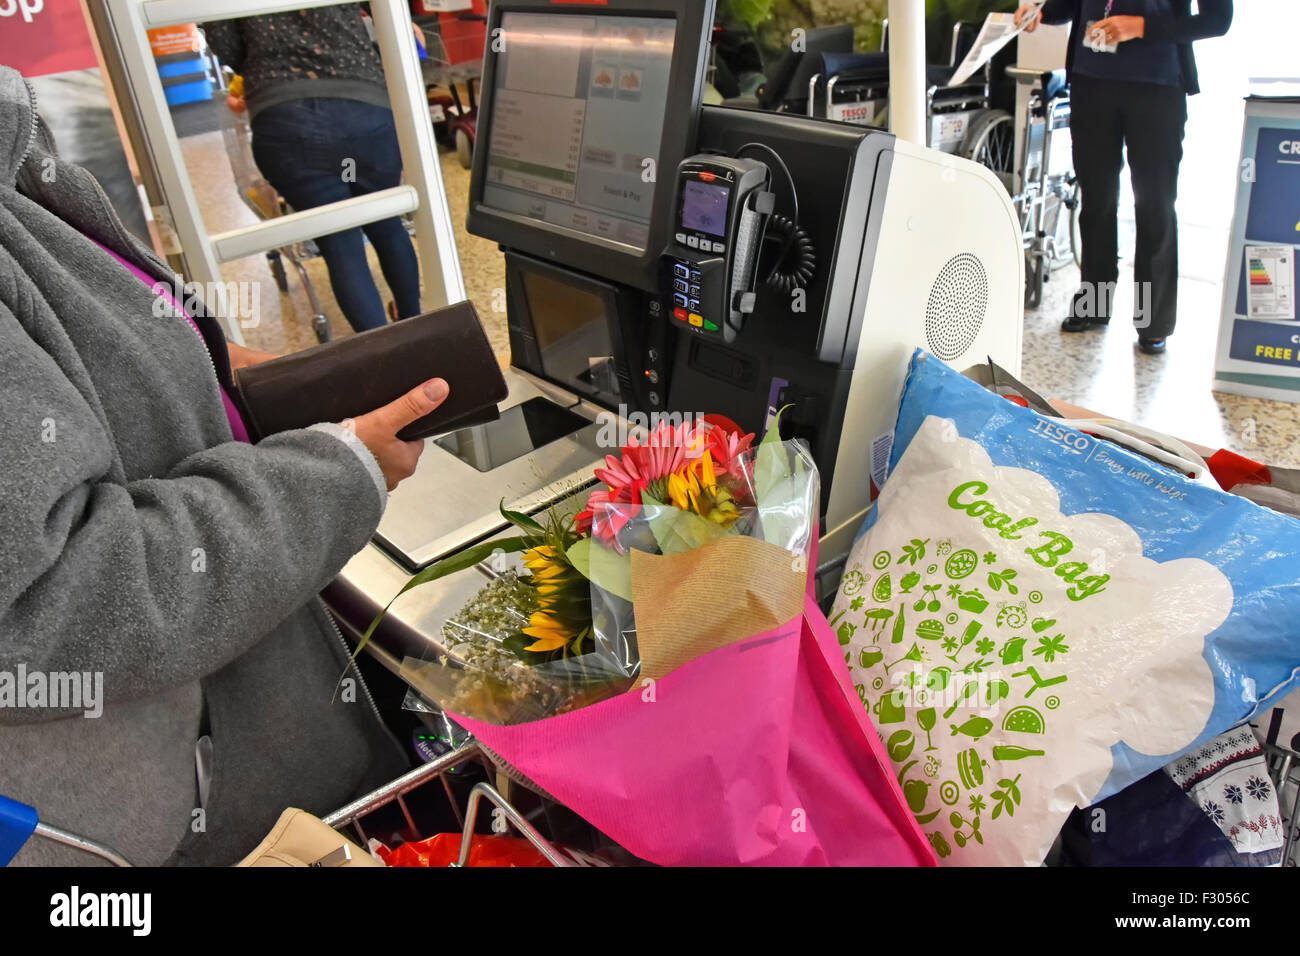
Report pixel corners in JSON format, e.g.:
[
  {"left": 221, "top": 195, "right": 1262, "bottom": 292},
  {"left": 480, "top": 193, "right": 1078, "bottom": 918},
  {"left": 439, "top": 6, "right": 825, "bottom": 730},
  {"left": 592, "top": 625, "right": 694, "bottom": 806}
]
[{"left": 831, "top": 415, "right": 1233, "bottom": 866}]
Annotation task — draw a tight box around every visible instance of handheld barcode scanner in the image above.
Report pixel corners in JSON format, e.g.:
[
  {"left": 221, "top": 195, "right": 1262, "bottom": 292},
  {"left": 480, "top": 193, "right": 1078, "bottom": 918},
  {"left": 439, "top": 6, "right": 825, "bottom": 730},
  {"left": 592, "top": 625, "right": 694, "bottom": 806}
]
[{"left": 664, "top": 154, "right": 773, "bottom": 343}]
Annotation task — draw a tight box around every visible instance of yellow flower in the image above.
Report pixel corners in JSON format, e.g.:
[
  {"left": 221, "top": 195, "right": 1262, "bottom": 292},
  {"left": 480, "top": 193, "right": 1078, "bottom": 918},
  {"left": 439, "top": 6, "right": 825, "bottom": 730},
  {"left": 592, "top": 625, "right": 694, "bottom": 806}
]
[
  {"left": 667, "top": 470, "right": 690, "bottom": 510},
  {"left": 522, "top": 611, "right": 571, "bottom": 652},
  {"left": 520, "top": 544, "right": 589, "bottom": 653},
  {"left": 528, "top": 561, "right": 567, "bottom": 582},
  {"left": 664, "top": 452, "right": 741, "bottom": 528}
]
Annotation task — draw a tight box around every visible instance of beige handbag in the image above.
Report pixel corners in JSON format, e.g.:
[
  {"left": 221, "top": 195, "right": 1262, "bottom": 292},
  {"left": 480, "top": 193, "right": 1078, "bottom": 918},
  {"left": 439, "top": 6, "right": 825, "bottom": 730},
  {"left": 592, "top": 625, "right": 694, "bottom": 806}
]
[{"left": 235, "top": 808, "right": 383, "bottom": 868}]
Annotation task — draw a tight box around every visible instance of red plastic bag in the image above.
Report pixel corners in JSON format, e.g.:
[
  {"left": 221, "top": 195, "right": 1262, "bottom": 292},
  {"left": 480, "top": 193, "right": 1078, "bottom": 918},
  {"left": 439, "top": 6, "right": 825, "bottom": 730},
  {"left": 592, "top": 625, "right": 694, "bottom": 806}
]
[{"left": 377, "top": 833, "right": 552, "bottom": 867}]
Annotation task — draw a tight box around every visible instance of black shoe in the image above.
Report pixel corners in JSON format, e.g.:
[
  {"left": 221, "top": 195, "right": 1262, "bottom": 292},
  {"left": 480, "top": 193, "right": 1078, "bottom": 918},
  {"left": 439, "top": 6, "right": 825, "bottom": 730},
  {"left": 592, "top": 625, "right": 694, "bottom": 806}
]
[
  {"left": 1137, "top": 336, "right": 1167, "bottom": 354},
  {"left": 1061, "top": 287, "right": 1110, "bottom": 332},
  {"left": 1061, "top": 314, "right": 1110, "bottom": 332}
]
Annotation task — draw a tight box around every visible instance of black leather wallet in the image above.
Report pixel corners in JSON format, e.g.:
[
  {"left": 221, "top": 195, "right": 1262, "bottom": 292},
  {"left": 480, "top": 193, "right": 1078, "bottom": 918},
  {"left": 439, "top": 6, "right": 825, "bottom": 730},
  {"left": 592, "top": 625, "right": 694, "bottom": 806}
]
[{"left": 232, "top": 300, "right": 508, "bottom": 443}]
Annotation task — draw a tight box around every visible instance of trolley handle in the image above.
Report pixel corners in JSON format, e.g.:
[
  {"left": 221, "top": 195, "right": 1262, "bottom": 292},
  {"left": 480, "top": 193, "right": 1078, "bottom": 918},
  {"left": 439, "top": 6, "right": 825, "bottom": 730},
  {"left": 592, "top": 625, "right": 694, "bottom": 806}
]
[
  {"left": 0, "top": 793, "right": 132, "bottom": 867},
  {"left": 456, "top": 782, "right": 570, "bottom": 867}
]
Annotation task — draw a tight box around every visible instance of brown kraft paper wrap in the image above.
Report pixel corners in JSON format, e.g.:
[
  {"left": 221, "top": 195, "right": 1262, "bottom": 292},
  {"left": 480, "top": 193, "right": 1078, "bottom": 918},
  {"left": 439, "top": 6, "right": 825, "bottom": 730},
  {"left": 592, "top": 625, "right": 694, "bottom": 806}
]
[{"left": 631, "top": 535, "right": 806, "bottom": 683}]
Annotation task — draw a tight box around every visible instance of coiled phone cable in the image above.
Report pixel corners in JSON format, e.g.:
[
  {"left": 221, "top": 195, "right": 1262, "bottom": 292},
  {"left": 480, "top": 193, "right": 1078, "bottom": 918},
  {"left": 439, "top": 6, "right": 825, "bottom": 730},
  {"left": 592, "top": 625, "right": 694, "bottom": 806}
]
[{"left": 733, "top": 141, "right": 817, "bottom": 294}]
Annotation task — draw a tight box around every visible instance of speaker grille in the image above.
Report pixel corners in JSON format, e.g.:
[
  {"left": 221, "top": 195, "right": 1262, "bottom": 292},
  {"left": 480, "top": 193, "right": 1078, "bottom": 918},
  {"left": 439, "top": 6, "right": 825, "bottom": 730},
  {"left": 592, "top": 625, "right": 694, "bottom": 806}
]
[{"left": 924, "top": 253, "right": 988, "bottom": 361}]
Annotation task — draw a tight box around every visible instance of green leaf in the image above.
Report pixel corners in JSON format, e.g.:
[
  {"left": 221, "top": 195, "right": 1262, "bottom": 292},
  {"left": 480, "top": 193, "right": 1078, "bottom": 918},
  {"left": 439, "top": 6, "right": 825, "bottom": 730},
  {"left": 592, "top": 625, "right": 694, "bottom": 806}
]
[
  {"left": 567, "top": 537, "right": 634, "bottom": 602},
  {"left": 566, "top": 536, "right": 592, "bottom": 578},
  {"left": 499, "top": 498, "right": 544, "bottom": 534},
  {"left": 340, "top": 535, "right": 533, "bottom": 693},
  {"left": 645, "top": 503, "right": 732, "bottom": 555},
  {"left": 753, "top": 414, "right": 818, "bottom": 553},
  {"left": 754, "top": 404, "right": 792, "bottom": 506}
]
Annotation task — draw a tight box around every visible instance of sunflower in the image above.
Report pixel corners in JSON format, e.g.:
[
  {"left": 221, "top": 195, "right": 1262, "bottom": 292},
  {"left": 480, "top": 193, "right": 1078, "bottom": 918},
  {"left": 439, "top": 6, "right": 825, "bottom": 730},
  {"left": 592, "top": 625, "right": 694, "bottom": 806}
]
[{"left": 519, "top": 525, "right": 592, "bottom": 655}]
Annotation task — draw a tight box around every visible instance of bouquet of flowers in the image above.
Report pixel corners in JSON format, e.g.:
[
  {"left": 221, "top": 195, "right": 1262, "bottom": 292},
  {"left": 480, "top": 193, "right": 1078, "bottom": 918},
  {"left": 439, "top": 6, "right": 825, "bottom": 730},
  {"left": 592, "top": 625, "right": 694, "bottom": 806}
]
[{"left": 359, "top": 411, "right": 819, "bottom": 725}]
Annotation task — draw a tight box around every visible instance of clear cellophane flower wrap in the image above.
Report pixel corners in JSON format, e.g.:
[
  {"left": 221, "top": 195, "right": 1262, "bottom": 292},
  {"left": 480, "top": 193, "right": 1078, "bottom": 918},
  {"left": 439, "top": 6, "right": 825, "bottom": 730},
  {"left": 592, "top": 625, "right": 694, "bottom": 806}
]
[
  {"left": 388, "top": 416, "right": 818, "bottom": 725},
  {"left": 574, "top": 420, "right": 819, "bottom": 688},
  {"left": 397, "top": 552, "right": 635, "bottom": 727}
]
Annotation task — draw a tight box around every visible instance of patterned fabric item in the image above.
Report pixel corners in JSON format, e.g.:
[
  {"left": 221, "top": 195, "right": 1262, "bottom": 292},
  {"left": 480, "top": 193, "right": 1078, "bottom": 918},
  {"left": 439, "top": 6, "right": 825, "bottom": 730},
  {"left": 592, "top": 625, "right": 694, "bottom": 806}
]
[
  {"left": 202, "top": 7, "right": 390, "bottom": 119},
  {"left": 1164, "top": 726, "right": 1285, "bottom": 865}
]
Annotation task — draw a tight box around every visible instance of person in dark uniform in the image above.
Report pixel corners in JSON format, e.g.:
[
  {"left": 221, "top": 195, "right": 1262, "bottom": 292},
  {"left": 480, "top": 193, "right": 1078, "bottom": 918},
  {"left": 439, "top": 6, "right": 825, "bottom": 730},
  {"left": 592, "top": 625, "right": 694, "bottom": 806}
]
[{"left": 1015, "top": 1, "right": 1233, "bottom": 354}]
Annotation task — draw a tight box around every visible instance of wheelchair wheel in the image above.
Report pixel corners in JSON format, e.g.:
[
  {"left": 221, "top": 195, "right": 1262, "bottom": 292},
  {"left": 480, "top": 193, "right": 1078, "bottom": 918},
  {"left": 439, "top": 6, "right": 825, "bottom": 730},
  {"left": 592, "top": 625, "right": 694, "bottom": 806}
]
[
  {"left": 1025, "top": 252, "right": 1044, "bottom": 309},
  {"left": 1044, "top": 189, "right": 1075, "bottom": 269},
  {"left": 455, "top": 127, "right": 473, "bottom": 170},
  {"left": 1070, "top": 182, "right": 1082, "bottom": 269},
  {"left": 961, "top": 110, "right": 1015, "bottom": 192}
]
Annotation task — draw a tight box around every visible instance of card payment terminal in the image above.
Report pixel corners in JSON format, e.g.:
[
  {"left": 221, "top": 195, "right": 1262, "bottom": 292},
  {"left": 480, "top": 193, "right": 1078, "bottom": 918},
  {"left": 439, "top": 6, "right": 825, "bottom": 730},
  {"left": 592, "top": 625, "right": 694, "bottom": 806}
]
[{"left": 664, "top": 155, "right": 772, "bottom": 344}]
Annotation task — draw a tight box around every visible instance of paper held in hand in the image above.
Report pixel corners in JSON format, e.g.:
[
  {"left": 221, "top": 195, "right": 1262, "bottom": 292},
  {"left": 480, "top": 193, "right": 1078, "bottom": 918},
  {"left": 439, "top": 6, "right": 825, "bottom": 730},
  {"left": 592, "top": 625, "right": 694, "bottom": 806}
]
[{"left": 948, "top": 9, "right": 1039, "bottom": 87}]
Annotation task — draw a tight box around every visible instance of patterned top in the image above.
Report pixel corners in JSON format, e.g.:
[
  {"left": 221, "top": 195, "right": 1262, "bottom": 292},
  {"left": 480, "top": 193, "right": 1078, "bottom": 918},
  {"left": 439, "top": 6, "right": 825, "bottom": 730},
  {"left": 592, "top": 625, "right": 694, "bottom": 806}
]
[{"left": 202, "top": 6, "right": 390, "bottom": 119}]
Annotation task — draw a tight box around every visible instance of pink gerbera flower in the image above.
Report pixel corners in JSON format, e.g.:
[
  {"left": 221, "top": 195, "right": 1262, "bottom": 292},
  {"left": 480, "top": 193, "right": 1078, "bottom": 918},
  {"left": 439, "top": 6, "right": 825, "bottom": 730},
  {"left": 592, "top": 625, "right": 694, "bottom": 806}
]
[{"left": 578, "top": 420, "right": 711, "bottom": 550}]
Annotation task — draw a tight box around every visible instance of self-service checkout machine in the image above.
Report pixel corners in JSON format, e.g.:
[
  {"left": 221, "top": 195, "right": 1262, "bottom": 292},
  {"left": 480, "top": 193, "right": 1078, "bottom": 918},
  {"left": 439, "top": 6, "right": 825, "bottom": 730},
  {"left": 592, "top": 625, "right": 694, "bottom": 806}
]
[{"left": 327, "top": 0, "right": 1023, "bottom": 666}]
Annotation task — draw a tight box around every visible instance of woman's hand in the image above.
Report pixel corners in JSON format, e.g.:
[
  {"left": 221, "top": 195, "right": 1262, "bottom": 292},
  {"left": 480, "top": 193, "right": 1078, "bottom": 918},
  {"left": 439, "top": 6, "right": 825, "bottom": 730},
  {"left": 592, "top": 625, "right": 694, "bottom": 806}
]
[
  {"left": 347, "top": 379, "right": 450, "bottom": 491},
  {"left": 228, "top": 341, "right": 280, "bottom": 374},
  {"left": 1091, "top": 15, "right": 1145, "bottom": 44},
  {"left": 1014, "top": 4, "right": 1042, "bottom": 32}
]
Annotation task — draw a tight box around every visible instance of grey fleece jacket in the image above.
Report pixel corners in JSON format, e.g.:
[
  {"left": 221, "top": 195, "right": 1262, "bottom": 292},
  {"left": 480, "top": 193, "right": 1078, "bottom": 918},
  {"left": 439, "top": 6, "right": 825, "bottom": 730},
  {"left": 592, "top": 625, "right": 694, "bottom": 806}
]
[{"left": 0, "top": 66, "right": 406, "bottom": 865}]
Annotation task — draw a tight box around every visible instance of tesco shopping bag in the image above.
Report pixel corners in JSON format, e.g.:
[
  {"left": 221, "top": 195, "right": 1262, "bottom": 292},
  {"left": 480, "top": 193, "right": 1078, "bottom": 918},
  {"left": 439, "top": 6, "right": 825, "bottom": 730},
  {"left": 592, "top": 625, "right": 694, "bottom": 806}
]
[
  {"left": 832, "top": 351, "right": 1300, "bottom": 866},
  {"left": 452, "top": 587, "right": 936, "bottom": 867}
]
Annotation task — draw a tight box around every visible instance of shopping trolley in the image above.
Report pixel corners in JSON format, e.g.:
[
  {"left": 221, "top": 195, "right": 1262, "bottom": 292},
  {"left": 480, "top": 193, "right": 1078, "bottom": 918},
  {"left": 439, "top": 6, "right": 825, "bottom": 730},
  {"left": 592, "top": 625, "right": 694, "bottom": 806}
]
[
  {"left": 217, "top": 84, "right": 333, "bottom": 344},
  {"left": 416, "top": 7, "right": 485, "bottom": 169},
  {"left": 1263, "top": 741, "right": 1300, "bottom": 867},
  {"left": 0, "top": 741, "right": 570, "bottom": 867}
]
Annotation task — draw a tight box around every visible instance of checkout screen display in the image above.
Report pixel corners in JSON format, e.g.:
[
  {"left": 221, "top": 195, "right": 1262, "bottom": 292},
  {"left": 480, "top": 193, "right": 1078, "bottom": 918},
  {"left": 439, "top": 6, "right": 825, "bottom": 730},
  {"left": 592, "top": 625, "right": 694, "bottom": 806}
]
[
  {"left": 680, "top": 180, "right": 729, "bottom": 237},
  {"left": 480, "top": 12, "right": 676, "bottom": 252}
]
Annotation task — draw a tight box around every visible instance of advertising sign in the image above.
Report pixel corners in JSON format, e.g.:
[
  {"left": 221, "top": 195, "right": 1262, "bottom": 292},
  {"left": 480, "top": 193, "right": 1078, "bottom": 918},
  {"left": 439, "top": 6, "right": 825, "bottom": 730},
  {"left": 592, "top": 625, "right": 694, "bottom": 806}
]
[{"left": 1214, "top": 97, "right": 1300, "bottom": 400}]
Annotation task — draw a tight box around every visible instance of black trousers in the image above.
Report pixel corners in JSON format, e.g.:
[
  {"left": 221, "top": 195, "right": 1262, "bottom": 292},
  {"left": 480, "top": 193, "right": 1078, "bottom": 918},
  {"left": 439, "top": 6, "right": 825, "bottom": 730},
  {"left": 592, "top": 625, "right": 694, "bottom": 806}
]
[{"left": 1070, "top": 77, "right": 1187, "bottom": 338}]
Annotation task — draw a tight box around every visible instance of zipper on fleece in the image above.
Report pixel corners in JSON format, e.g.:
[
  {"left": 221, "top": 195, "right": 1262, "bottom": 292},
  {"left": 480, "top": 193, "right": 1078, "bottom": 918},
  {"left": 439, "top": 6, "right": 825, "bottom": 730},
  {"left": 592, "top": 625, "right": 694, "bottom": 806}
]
[
  {"left": 16, "top": 77, "right": 39, "bottom": 175},
  {"left": 323, "top": 602, "right": 407, "bottom": 759}
]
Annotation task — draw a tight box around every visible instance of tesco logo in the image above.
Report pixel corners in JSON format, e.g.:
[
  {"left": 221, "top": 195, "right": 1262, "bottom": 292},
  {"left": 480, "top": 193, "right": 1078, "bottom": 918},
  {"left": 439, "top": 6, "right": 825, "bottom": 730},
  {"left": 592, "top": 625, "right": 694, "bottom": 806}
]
[
  {"left": 1281, "top": 140, "right": 1300, "bottom": 154},
  {"left": 0, "top": 0, "right": 44, "bottom": 23}
]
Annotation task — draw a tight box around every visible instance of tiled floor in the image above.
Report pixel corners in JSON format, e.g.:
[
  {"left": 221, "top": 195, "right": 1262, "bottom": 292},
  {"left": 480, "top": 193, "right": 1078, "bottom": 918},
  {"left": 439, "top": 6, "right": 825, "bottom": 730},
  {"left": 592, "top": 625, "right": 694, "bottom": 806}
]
[{"left": 1023, "top": 257, "right": 1300, "bottom": 467}]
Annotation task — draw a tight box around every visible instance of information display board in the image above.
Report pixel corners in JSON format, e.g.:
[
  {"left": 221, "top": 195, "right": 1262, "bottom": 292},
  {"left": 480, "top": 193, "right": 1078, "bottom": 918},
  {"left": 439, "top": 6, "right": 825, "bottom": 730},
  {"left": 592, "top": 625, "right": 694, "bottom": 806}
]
[{"left": 1213, "top": 96, "right": 1300, "bottom": 401}]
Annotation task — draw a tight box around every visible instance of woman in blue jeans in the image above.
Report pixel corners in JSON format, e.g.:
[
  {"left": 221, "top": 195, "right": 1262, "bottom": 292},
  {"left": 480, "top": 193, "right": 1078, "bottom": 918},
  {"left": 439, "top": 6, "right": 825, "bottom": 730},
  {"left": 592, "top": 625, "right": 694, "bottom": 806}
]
[{"left": 204, "top": 6, "right": 421, "bottom": 332}]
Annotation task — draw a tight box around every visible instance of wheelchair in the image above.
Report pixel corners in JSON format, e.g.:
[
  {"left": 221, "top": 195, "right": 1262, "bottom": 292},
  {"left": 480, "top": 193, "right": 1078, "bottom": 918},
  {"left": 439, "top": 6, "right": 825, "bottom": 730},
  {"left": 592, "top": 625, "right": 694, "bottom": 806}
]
[{"left": 761, "top": 21, "right": 1080, "bottom": 308}]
